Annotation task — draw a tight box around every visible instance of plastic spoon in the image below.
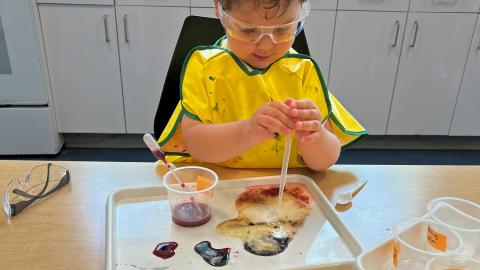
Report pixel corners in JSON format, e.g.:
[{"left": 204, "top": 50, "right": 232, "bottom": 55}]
[
  {"left": 335, "top": 180, "right": 368, "bottom": 206},
  {"left": 143, "top": 134, "right": 204, "bottom": 215}
]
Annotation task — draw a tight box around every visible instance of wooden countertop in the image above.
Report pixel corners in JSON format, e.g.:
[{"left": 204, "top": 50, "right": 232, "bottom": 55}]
[{"left": 1, "top": 160, "right": 479, "bottom": 269}]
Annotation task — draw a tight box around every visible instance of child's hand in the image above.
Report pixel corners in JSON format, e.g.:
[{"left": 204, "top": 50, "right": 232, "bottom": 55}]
[
  {"left": 246, "top": 102, "right": 294, "bottom": 144},
  {"left": 285, "top": 98, "right": 326, "bottom": 144}
]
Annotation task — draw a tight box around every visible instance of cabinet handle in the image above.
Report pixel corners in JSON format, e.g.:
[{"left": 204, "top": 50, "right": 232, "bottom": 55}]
[
  {"left": 433, "top": 0, "right": 459, "bottom": 4},
  {"left": 103, "top": 14, "right": 110, "bottom": 43},
  {"left": 477, "top": 36, "right": 480, "bottom": 49},
  {"left": 410, "top": 21, "right": 419, "bottom": 48},
  {"left": 392, "top": 20, "right": 400, "bottom": 47},
  {"left": 123, "top": 14, "right": 129, "bottom": 43}
]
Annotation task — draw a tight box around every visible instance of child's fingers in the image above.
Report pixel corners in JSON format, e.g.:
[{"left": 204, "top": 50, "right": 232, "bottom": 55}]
[
  {"left": 295, "top": 120, "right": 322, "bottom": 131},
  {"left": 269, "top": 102, "right": 292, "bottom": 117},
  {"left": 257, "top": 114, "right": 292, "bottom": 135},
  {"left": 264, "top": 104, "right": 294, "bottom": 129},
  {"left": 289, "top": 99, "right": 317, "bottom": 109},
  {"left": 291, "top": 108, "right": 321, "bottom": 120},
  {"left": 284, "top": 98, "right": 295, "bottom": 108}
]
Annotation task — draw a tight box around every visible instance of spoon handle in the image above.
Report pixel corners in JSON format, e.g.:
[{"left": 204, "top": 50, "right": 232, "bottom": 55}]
[{"left": 351, "top": 180, "right": 368, "bottom": 196}]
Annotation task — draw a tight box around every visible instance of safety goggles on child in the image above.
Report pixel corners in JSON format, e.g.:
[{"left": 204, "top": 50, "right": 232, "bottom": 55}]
[{"left": 217, "top": 0, "right": 310, "bottom": 44}]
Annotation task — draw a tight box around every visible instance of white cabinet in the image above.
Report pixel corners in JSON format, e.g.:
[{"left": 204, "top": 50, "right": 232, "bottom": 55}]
[
  {"left": 39, "top": 5, "right": 126, "bottom": 133},
  {"left": 191, "top": 7, "right": 216, "bottom": 18},
  {"left": 191, "top": 0, "right": 214, "bottom": 7},
  {"left": 338, "top": 0, "right": 409, "bottom": 11},
  {"left": 329, "top": 11, "right": 406, "bottom": 135},
  {"left": 410, "top": 0, "right": 480, "bottom": 13},
  {"left": 116, "top": 6, "right": 189, "bottom": 133},
  {"left": 450, "top": 16, "right": 480, "bottom": 135},
  {"left": 310, "top": 0, "right": 338, "bottom": 10},
  {"left": 116, "top": 0, "right": 189, "bottom": 6},
  {"left": 303, "top": 10, "right": 336, "bottom": 84},
  {"left": 387, "top": 13, "right": 477, "bottom": 135}
]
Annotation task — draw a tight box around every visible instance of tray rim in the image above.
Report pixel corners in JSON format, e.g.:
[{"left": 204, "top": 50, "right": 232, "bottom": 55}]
[{"left": 105, "top": 174, "right": 364, "bottom": 270}]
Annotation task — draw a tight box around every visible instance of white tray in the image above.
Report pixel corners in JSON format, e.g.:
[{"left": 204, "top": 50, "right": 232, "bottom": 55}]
[
  {"left": 355, "top": 215, "right": 480, "bottom": 270},
  {"left": 106, "top": 174, "right": 363, "bottom": 270}
]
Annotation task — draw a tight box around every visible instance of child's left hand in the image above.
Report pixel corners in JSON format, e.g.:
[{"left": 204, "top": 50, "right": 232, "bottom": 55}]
[{"left": 285, "top": 98, "right": 326, "bottom": 144}]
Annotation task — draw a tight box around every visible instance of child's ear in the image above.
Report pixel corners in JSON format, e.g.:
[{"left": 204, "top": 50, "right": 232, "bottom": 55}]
[{"left": 213, "top": 0, "right": 221, "bottom": 19}]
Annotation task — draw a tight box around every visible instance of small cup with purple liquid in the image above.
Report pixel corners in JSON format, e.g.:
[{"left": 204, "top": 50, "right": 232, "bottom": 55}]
[{"left": 163, "top": 166, "right": 218, "bottom": 227}]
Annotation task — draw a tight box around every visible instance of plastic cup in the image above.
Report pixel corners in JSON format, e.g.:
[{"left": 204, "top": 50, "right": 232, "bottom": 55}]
[
  {"left": 390, "top": 218, "right": 464, "bottom": 270},
  {"left": 427, "top": 197, "right": 480, "bottom": 258},
  {"left": 426, "top": 256, "right": 480, "bottom": 270},
  {"left": 163, "top": 166, "right": 218, "bottom": 227}
]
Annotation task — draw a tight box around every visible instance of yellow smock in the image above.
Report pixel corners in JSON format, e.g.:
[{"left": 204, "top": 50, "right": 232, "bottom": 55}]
[{"left": 158, "top": 39, "right": 367, "bottom": 168}]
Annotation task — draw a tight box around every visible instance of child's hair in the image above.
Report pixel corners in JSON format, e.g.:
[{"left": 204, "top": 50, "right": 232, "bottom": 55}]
[{"left": 218, "top": 0, "right": 307, "bottom": 19}]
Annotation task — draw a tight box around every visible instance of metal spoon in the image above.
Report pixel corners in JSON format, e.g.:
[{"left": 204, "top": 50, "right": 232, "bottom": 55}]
[{"left": 335, "top": 180, "right": 368, "bottom": 206}]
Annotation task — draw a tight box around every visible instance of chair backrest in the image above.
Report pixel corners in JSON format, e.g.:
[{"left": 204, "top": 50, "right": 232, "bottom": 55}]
[{"left": 154, "top": 15, "right": 310, "bottom": 139}]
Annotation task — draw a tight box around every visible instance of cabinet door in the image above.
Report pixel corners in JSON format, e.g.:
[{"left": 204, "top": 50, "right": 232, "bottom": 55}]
[
  {"left": 310, "top": 0, "right": 338, "bottom": 10},
  {"left": 387, "top": 13, "right": 476, "bottom": 135},
  {"left": 329, "top": 11, "right": 406, "bottom": 135},
  {"left": 303, "top": 10, "right": 335, "bottom": 84},
  {"left": 191, "top": 0, "right": 214, "bottom": 7},
  {"left": 450, "top": 16, "right": 480, "bottom": 136},
  {"left": 39, "top": 5, "right": 126, "bottom": 133},
  {"left": 410, "top": 0, "right": 480, "bottom": 13},
  {"left": 338, "top": 0, "right": 409, "bottom": 11},
  {"left": 191, "top": 7, "right": 216, "bottom": 18},
  {"left": 116, "top": 6, "right": 189, "bottom": 133}
]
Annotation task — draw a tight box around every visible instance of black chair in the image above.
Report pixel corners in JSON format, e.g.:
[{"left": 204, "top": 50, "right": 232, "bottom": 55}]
[{"left": 153, "top": 15, "right": 310, "bottom": 139}]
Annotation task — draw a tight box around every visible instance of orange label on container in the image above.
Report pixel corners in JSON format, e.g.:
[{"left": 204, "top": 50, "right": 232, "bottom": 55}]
[
  {"left": 195, "top": 176, "right": 213, "bottom": 191},
  {"left": 427, "top": 225, "right": 447, "bottom": 252},
  {"left": 393, "top": 241, "right": 399, "bottom": 267}
]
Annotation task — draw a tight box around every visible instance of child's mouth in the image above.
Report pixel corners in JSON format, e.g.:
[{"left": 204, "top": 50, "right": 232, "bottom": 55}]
[{"left": 252, "top": 54, "right": 271, "bottom": 61}]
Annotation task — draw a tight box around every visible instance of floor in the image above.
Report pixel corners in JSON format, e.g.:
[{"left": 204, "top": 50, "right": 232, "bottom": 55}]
[{"left": 3, "top": 148, "right": 480, "bottom": 165}]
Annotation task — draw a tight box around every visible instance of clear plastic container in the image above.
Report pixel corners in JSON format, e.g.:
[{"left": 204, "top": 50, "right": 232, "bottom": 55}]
[
  {"left": 427, "top": 197, "right": 480, "bottom": 258},
  {"left": 163, "top": 166, "right": 218, "bottom": 227},
  {"left": 391, "top": 218, "right": 464, "bottom": 270},
  {"left": 426, "top": 256, "right": 480, "bottom": 270}
]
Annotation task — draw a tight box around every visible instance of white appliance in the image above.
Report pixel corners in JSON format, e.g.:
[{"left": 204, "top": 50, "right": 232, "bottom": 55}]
[{"left": 0, "top": 0, "right": 62, "bottom": 154}]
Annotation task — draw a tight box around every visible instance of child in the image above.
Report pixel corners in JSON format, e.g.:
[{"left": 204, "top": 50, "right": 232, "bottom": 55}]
[{"left": 158, "top": 0, "right": 367, "bottom": 171}]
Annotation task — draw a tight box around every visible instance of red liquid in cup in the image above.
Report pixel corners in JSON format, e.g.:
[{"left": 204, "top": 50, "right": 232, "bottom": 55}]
[{"left": 172, "top": 201, "right": 211, "bottom": 227}]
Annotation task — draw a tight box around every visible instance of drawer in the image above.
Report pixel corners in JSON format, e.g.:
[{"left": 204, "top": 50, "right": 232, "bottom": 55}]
[
  {"left": 338, "top": 0, "right": 409, "bottom": 11},
  {"left": 309, "top": 0, "right": 338, "bottom": 10},
  {"left": 115, "top": 0, "right": 189, "bottom": 6},
  {"left": 37, "top": 0, "right": 114, "bottom": 4},
  {"left": 195, "top": 1, "right": 337, "bottom": 10},
  {"left": 191, "top": 0, "right": 213, "bottom": 7},
  {"left": 410, "top": 0, "right": 480, "bottom": 12}
]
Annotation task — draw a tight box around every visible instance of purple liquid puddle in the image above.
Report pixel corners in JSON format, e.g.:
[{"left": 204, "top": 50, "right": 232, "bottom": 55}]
[{"left": 152, "top": 242, "right": 178, "bottom": 259}]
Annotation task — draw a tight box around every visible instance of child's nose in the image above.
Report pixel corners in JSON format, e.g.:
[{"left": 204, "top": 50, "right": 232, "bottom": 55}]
[{"left": 256, "top": 34, "right": 275, "bottom": 50}]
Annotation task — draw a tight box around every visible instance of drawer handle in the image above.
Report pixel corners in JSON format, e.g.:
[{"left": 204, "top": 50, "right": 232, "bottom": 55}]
[
  {"left": 392, "top": 20, "right": 400, "bottom": 47},
  {"left": 103, "top": 14, "right": 110, "bottom": 43},
  {"left": 410, "top": 21, "right": 419, "bottom": 48},
  {"left": 432, "top": 0, "right": 459, "bottom": 5},
  {"left": 478, "top": 36, "right": 480, "bottom": 49},
  {"left": 123, "top": 14, "right": 129, "bottom": 43}
]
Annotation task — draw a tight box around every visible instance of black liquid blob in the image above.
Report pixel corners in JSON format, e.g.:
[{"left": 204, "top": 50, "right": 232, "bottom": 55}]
[
  {"left": 194, "top": 241, "right": 231, "bottom": 267},
  {"left": 152, "top": 242, "right": 178, "bottom": 259}
]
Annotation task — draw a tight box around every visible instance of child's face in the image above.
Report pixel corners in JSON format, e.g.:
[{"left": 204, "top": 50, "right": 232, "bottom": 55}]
[{"left": 215, "top": 0, "right": 303, "bottom": 69}]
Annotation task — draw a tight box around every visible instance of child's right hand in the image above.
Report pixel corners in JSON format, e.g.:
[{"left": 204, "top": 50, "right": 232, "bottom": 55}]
[{"left": 246, "top": 102, "right": 294, "bottom": 144}]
